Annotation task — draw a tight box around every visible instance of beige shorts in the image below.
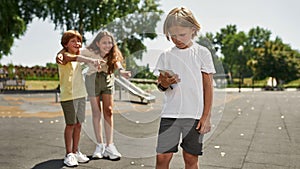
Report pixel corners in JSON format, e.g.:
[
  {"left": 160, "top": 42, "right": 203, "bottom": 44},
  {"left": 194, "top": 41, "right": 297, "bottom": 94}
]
[{"left": 61, "top": 97, "right": 86, "bottom": 125}]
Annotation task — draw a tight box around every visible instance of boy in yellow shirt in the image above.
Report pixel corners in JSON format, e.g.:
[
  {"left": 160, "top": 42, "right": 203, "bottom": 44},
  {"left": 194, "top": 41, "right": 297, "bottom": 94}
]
[{"left": 56, "top": 30, "right": 101, "bottom": 167}]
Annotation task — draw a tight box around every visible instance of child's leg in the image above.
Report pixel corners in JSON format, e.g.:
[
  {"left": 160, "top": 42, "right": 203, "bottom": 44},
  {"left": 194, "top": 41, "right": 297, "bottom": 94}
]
[
  {"left": 183, "top": 150, "right": 198, "bottom": 169},
  {"left": 156, "top": 118, "right": 181, "bottom": 169},
  {"left": 102, "top": 94, "right": 114, "bottom": 145},
  {"left": 90, "top": 96, "right": 103, "bottom": 144},
  {"left": 180, "top": 119, "right": 203, "bottom": 169},
  {"left": 72, "top": 122, "right": 81, "bottom": 153},
  {"left": 64, "top": 124, "right": 75, "bottom": 154},
  {"left": 156, "top": 153, "right": 173, "bottom": 169}
]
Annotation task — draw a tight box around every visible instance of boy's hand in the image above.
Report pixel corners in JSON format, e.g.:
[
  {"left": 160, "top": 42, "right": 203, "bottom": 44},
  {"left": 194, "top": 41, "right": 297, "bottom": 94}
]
[
  {"left": 63, "top": 53, "right": 75, "bottom": 62},
  {"left": 56, "top": 54, "right": 68, "bottom": 65},
  {"left": 196, "top": 116, "right": 211, "bottom": 134},
  {"left": 158, "top": 72, "right": 180, "bottom": 88}
]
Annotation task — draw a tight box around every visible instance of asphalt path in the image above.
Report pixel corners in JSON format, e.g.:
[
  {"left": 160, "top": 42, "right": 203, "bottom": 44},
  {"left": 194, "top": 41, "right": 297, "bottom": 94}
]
[{"left": 0, "top": 90, "right": 299, "bottom": 169}]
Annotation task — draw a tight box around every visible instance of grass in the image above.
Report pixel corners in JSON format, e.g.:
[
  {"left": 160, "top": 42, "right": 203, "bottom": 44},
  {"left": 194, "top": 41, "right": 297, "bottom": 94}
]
[
  {"left": 284, "top": 79, "right": 300, "bottom": 88},
  {"left": 25, "top": 80, "right": 59, "bottom": 90},
  {"left": 230, "top": 77, "right": 300, "bottom": 88}
]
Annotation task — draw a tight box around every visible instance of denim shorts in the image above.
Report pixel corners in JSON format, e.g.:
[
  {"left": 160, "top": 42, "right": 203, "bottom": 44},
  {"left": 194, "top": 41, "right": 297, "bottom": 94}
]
[
  {"left": 61, "top": 97, "right": 86, "bottom": 125},
  {"left": 85, "top": 72, "right": 114, "bottom": 97},
  {"left": 156, "top": 118, "right": 203, "bottom": 155}
]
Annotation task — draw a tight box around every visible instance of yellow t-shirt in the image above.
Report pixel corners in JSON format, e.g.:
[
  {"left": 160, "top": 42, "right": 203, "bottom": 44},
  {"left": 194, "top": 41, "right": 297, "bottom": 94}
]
[{"left": 58, "top": 59, "right": 87, "bottom": 101}]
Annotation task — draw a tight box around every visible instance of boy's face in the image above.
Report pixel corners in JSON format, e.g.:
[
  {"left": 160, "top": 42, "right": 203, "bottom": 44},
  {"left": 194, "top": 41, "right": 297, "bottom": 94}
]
[
  {"left": 168, "top": 26, "right": 195, "bottom": 49},
  {"left": 65, "top": 37, "right": 82, "bottom": 54},
  {"left": 96, "top": 35, "right": 114, "bottom": 57}
]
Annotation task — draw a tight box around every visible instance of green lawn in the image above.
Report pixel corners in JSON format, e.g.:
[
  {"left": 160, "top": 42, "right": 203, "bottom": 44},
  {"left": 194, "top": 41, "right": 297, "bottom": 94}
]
[
  {"left": 284, "top": 79, "right": 300, "bottom": 88},
  {"left": 25, "top": 80, "right": 59, "bottom": 90},
  {"left": 230, "top": 77, "right": 300, "bottom": 88}
]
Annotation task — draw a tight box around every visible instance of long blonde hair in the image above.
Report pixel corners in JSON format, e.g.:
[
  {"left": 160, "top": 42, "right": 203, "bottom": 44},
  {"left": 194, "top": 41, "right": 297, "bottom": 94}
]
[{"left": 87, "top": 31, "right": 123, "bottom": 74}]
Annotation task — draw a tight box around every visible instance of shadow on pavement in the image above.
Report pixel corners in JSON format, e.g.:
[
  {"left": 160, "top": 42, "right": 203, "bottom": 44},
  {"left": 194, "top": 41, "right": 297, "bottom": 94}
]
[{"left": 31, "top": 159, "right": 65, "bottom": 169}]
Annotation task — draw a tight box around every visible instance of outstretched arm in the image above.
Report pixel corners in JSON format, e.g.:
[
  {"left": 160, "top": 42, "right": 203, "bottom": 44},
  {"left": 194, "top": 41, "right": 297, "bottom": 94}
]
[
  {"left": 57, "top": 53, "right": 105, "bottom": 69},
  {"left": 116, "top": 61, "right": 131, "bottom": 79}
]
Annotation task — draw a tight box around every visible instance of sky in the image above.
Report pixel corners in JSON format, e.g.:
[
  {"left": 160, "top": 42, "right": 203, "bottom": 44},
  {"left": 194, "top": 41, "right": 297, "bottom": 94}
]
[{"left": 1, "top": 0, "right": 300, "bottom": 68}]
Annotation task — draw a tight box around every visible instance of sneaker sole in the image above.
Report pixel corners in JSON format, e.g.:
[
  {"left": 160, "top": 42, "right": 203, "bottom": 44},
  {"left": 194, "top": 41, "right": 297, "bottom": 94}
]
[
  {"left": 103, "top": 154, "right": 121, "bottom": 161},
  {"left": 92, "top": 154, "right": 103, "bottom": 160},
  {"left": 78, "top": 159, "right": 89, "bottom": 163},
  {"left": 64, "top": 163, "right": 78, "bottom": 167}
]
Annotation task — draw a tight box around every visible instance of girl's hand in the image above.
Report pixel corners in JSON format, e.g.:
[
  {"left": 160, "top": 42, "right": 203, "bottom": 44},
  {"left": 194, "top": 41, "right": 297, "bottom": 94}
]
[
  {"left": 120, "top": 69, "right": 131, "bottom": 79},
  {"left": 90, "top": 59, "right": 99, "bottom": 69},
  {"left": 94, "top": 59, "right": 106, "bottom": 71}
]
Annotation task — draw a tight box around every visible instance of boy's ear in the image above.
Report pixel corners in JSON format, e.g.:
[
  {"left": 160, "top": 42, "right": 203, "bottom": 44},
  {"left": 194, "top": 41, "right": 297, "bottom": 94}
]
[
  {"left": 191, "top": 27, "right": 197, "bottom": 37},
  {"left": 192, "top": 27, "right": 197, "bottom": 33}
]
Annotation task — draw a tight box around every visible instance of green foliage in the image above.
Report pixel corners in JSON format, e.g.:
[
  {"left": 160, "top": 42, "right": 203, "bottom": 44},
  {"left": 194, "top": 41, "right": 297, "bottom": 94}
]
[
  {"left": 202, "top": 24, "right": 300, "bottom": 85},
  {"left": 284, "top": 78, "right": 300, "bottom": 88},
  {"left": 133, "top": 66, "right": 156, "bottom": 79},
  {"left": 0, "top": 0, "right": 49, "bottom": 58},
  {"left": 46, "top": 62, "right": 58, "bottom": 69},
  {"left": 43, "top": 0, "right": 141, "bottom": 36},
  {"left": 0, "top": 0, "right": 162, "bottom": 71},
  {"left": 253, "top": 38, "right": 300, "bottom": 83},
  {"left": 133, "top": 83, "right": 157, "bottom": 91},
  {"left": 247, "top": 26, "right": 271, "bottom": 48},
  {"left": 0, "top": 1, "right": 26, "bottom": 58}
]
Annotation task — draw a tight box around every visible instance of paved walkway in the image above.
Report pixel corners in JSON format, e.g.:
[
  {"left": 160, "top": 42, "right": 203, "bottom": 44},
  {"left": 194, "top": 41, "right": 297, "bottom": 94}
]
[{"left": 0, "top": 90, "right": 299, "bottom": 169}]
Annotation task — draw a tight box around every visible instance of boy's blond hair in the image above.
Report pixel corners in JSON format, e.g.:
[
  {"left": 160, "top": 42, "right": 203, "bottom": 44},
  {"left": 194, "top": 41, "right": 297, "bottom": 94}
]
[{"left": 163, "top": 7, "right": 201, "bottom": 41}]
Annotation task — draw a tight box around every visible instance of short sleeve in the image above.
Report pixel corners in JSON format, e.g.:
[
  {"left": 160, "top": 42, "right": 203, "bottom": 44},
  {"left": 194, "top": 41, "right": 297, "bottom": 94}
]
[
  {"left": 199, "top": 47, "right": 216, "bottom": 74},
  {"left": 154, "top": 52, "right": 166, "bottom": 75}
]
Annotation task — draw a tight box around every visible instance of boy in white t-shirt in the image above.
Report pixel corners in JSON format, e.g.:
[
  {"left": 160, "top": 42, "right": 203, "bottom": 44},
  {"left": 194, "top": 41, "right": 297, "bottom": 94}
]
[{"left": 155, "top": 7, "right": 216, "bottom": 169}]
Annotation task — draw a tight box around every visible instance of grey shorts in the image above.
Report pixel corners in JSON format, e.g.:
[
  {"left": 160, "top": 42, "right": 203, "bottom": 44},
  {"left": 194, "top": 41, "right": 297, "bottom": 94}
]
[
  {"left": 61, "top": 97, "right": 86, "bottom": 125},
  {"left": 85, "top": 72, "right": 114, "bottom": 97},
  {"left": 156, "top": 118, "right": 203, "bottom": 155}
]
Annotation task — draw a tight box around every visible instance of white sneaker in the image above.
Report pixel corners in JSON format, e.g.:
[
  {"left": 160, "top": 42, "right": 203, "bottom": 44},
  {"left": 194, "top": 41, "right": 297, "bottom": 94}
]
[
  {"left": 92, "top": 143, "right": 105, "bottom": 159},
  {"left": 75, "top": 151, "right": 89, "bottom": 163},
  {"left": 103, "top": 143, "right": 122, "bottom": 160},
  {"left": 64, "top": 153, "right": 78, "bottom": 167}
]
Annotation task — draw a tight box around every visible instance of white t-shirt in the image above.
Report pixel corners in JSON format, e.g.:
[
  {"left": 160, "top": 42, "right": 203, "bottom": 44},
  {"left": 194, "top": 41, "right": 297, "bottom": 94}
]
[{"left": 155, "top": 43, "right": 216, "bottom": 119}]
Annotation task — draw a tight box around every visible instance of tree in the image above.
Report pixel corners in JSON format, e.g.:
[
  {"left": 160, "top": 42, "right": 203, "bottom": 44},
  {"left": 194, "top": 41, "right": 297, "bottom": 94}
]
[
  {"left": 0, "top": 0, "right": 47, "bottom": 59},
  {"left": 209, "top": 25, "right": 275, "bottom": 82},
  {"left": 253, "top": 37, "right": 300, "bottom": 86},
  {"left": 214, "top": 26, "right": 248, "bottom": 83},
  {"left": 0, "top": 0, "right": 162, "bottom": 72},
  {"left": 214, "top": 24, "right": 237, "bottom": 52},
  {"left": 247, "top": 26, "right": 271, "bottom": 48},
  {"left": 210, "top": 25, "right": 248, "bottom": 83},
  {"left": 41, "top": 0, "right": 162, "bottom": 71},
  {"left": 43, "top": 0, "right": 140, "bottom": 37},
  {"left": 0, "top": 0, "right": 26, "bottom": 59}
]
